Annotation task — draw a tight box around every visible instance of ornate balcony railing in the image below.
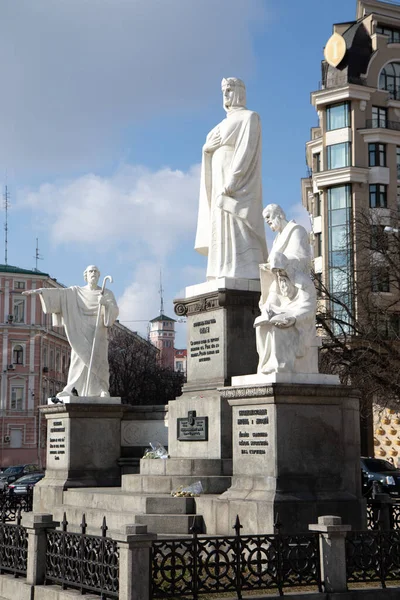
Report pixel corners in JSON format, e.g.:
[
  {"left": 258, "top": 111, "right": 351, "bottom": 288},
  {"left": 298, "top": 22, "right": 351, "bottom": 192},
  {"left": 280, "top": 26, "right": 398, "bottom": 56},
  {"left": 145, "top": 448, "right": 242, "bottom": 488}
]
[
  {"left": 151, "top": 516, "right": 322, "bottom": 599},
  {"left": 45, "top": 513, "right": 119, "bottom": 599}
]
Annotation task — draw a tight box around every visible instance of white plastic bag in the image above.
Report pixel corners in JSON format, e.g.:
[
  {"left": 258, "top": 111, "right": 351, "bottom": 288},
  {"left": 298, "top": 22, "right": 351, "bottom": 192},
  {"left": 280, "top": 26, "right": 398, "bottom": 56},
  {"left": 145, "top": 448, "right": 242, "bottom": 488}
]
[{"left": 171, "top": 481, "right": 204, "bottom": 497}]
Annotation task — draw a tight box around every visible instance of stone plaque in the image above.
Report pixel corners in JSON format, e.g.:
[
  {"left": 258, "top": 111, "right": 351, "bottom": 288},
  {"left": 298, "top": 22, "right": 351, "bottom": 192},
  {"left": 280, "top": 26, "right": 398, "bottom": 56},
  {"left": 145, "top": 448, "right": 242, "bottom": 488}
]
[
  {"left": 177, "top": 410, "right": 208, "bottom": 441},
  {"left": 47, "top": 417, "right": 68, "bottom": 468},
  {"left": 187, "top": 309, "right": 224, "bottom": 383},
  {"left": 232, "top": 404, "right": 272, "bottom": 475}
]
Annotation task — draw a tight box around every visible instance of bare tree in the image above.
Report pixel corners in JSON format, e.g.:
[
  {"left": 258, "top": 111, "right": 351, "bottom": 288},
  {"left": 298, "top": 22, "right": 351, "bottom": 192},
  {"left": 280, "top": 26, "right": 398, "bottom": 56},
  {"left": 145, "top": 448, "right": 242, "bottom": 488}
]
[
  {"left": 108, "top": 325, "right": 184, "bottom": 405},
  {"left": 315, "top": 209, "right": 400, "bottom": 415}
]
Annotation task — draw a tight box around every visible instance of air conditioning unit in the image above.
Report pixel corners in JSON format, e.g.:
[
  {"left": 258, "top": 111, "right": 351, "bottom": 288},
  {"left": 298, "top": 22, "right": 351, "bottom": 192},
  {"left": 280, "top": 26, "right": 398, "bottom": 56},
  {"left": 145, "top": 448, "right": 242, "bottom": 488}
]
[
  {"left": 4, "top": 435, "right": 10, "bottom": 443},
  {"left": 7, "top": 364, "right": 14, "bottom": 370}
]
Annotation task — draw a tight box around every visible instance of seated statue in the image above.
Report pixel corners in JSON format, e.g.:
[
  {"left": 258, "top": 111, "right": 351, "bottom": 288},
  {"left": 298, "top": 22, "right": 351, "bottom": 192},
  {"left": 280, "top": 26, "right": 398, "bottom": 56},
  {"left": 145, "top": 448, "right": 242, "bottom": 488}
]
[
  {"left": 263, "top": 203, "right": 311, "bottom": 275},
  {"left": 254, "top": 253, "right": 317, "bottom": 374}
]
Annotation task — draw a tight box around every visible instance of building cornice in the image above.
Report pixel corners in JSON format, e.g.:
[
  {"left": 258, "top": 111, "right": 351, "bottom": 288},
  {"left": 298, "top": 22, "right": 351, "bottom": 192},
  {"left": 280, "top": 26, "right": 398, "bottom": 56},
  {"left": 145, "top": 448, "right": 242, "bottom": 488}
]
[
  {"left": 358, "top": 127, "right": 400, "bottom": 144},
  {"left": 311, "top": 84, "right": 374, "bottom": 108},
  {"left": 313, "top": 166, "right": 369, "bottom": 188}
]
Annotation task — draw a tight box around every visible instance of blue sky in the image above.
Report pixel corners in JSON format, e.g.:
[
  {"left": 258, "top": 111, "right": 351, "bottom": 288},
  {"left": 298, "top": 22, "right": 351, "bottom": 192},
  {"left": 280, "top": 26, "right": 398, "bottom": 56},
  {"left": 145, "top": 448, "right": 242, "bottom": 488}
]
[{"left": 0, "top": 0, "right": 356, "bottom": 346}]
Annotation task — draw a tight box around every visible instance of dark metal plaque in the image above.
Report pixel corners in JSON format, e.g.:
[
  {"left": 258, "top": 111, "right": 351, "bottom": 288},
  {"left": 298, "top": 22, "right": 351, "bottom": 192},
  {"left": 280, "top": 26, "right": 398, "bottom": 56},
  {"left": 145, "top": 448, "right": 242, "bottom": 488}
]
[{"left": 177, "top": 410, "right": 208, "bottom": 441}]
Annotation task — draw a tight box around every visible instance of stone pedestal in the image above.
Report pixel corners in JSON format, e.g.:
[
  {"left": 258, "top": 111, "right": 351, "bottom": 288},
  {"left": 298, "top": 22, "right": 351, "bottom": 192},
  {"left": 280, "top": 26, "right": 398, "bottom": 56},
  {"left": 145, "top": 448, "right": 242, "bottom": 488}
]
[
  {"left": 34, "top": 401, "right": 125, "bottom": 514},
  {"left": 218, "top": 381, "right": 366, "bottom": 533},
  {"left": 174, "top": 278, "right": 260, "bottom": 390}
]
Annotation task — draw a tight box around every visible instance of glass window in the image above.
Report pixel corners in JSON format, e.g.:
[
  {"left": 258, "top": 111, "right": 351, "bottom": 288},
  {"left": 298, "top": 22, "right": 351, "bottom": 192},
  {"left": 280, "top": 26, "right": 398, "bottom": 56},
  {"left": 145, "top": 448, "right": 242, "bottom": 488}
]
[
  {"left": 377, "top": 25, "right": 400, "bottom": 43},
  {"left": 369, "top": 184, "right": 387, "bottom": 208},
  {"left": 371, "top": 268, "right": 390, "bottom": 292},
  {"left": 327, "top": 143, "right": 351, "bottom": 170},
  {"left": 13, "top": 345, "right": 23, "bottom": 365},
  {"left": 55, "top": 352, "right": 60, "bottom": 372},
  {"left": 14, "top": 281, "right": 25, "bottom": 290},
  {"left": 314, "top": 193, "right": 321, "bottom": 217},
  {"left": 368, "top": 143, "right": 386, "bottom": 167},
  {"left": 10, "top": 386, "right": 24, "bottom": 411},
  {"left": 372, "top": 106, "right": 387, "bottom": 128},
  {"left": 13, "top": 298, "right": 25, "bottom": 323},
  {"left": 50, "top": 350, "right": 54, "bottom": 370},
  {"left": 315, "top": 233, "right": 322, "bottom": 256},
  {"left": 326, "top": 102, "right": 350, "bottom": 130},
  {"left": 379, "top": 62, "right": 400, "bottom": 100},
  {"left": 371, "top": 225, "right": 389, "bottom": 251},
  {"left": 313, "top": 153, "right": 321, "bottom": 173}
]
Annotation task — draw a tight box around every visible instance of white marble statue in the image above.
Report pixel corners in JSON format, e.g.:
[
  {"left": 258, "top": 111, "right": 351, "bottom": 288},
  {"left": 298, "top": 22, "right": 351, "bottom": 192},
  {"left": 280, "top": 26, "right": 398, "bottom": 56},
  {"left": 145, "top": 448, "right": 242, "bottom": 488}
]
[
  {"left": 23, "top": 265, "right": 119, "bottom": 398},
  {"left": 255, "top": 253, "right": 316, "bottom": 374},
  {"left": 195, "top": 77, "right": 268, "bottom": 280},
  {"left": 263, "top": 204, "right": 311, "bottom": 275}
]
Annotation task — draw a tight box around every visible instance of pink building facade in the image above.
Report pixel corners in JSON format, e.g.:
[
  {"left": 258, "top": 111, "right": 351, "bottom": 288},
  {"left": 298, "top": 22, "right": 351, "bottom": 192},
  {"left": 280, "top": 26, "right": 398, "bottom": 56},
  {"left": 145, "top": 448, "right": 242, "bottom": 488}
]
[
  {"left": 0, "top": 265, "right": 70, "bottom": 468},
  {"left": 149, "top": 314, "right": 176, "bottom": 369}
]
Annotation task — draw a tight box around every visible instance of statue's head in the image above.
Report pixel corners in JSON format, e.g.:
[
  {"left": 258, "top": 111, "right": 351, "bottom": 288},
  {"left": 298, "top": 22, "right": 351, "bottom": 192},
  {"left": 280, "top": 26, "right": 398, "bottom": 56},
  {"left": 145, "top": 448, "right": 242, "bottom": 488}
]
[
  {"left": 270, "top": 253, "right": 296, "bottom": 299},
  {"left": 83, "top": 265, "right": 100, "bottom": 285},
  {"left": 221, "top": 77, "right": 246, "bottom": 112},
  {"left": 263, "top": 204, "right": 286, "bottom": 232}
]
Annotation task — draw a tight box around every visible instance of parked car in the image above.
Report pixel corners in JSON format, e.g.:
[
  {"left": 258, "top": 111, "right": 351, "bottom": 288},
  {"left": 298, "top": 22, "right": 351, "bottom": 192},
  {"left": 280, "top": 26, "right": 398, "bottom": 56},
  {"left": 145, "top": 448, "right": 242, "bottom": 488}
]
[
  {"left": 6, "top": 472, "right": 45, "bottom": 497},
  {"left": 0, "top": 464, "right": 41, "bottom": 491},
  {"left": 361, "top": 456, "right": 400, "bottom": 497}
]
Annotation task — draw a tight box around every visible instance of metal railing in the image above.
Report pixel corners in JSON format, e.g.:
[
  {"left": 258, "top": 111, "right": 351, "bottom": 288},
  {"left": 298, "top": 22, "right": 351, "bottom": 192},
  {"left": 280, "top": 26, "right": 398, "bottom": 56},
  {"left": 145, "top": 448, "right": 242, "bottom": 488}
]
[
  {"left": 45, "top": 513, "right": 119, "bottom": 599},
  {"left": 151, "top": 516, "right": 322, "bottom": 599},
  {"left": 365, "top": 118, "right": 400, "bottom": 131},
  {"left": 346, "top": 530, "right": 400, "bottom": 587},
  {"left": 0, "top": 508, "right": 27, "bottom": 578},
  {"left": 0, "top": 489, "right": 33, "bottom": 522}
]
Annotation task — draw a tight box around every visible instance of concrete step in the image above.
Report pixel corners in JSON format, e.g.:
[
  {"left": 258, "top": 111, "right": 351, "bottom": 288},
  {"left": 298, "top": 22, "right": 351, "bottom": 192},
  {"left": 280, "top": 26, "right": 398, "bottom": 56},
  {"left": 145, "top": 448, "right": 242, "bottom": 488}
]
[
  {"left": 52, "top": 505, "right": 140, "bottom": 535},
  {"left": 62, "top": 489, "right": 196, "bottom": 515},
  {"left": 122, "top": 474, "right": 231, "bottom": 494},
  {"left": 134, "top": 513, "right": 203, "bottom": 535}
]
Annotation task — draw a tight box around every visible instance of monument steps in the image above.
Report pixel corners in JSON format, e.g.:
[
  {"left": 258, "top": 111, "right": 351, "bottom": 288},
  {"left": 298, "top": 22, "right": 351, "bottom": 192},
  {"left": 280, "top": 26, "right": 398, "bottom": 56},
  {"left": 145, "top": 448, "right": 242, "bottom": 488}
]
[
  {"left": 53, "top": 487, "right": 204, "bottom": 535},
  {"left": 122, "top": 474, "right": 232, "bottom": 494}
]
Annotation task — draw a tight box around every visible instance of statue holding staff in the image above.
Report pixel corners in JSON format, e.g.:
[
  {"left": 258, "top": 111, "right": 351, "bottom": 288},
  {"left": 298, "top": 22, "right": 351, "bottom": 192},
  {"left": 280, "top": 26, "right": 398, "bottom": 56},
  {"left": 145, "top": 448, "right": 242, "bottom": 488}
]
[{"left": 23, "top": 265, "right": 119, "bottom": 398}]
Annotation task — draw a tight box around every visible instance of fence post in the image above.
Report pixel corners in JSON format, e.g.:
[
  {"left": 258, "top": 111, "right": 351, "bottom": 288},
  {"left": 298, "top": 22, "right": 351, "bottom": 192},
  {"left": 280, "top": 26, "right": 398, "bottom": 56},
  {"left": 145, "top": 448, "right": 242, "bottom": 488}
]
[
  {"left": 309, "top": 515, "right": 351, "bottom": 593},
  {"left": 24, "top": 513, "right": 60, "bottom": 585},
  {"left": 372, "top": 493, "right": 393, "bottom": 530},
  {"left": 113, "top": 523, "right": 157, "bottom": 600}
]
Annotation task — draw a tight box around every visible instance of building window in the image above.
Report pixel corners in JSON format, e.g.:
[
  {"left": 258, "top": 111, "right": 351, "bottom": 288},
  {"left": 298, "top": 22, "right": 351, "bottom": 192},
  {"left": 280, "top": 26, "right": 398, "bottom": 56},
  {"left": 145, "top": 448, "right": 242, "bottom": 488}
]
[
  {"left": 371, "top": 225, "right": 389, "bottom": 252},
  {"left": 377, "top": 25, "right": 400, "bottom": 43},
  {"left": 315, "top": 233, "right": 322, "bottom": 257},
  {"left": 368, "top": 143, "right": 386, "bottom": 167},
  {"left": 50, "top": 350, "right": 55, "bottom": 370},
  {"left": 10, "top": 386, "right": 24, "bottom": 411},
  {"left": 314, "top": 273, "right": 323, "bottom": 297},
  {"left": 326, "top": 102, "right": 350, "bottom": 130},
  {"left": 176, "top": 361, "right": 183, "bottom": 372},
  {"left": 371, "top": 268, "right": 390, "bottom": 292},
  {"left": 12, "top": 344, "right": 24, "bottom": 365},
  {"left": 379, "top": 62, "right": 400, "bottom": 100},
  {"left": 43, "top": 348, "right": 47, "bottom": 368},
  {"left": 14, "top": 281, "right": 26, "bottom": 290},
  {"left": 13, "top": 298, "right": 25, "bottom": 323},
  {"left": 327, "top": 185, "right": 353, "bottom": 334},
  {"left": 372, "top": 106, "right": 387, "bottom": 128},
  {"left": 327, "top": 143, "right": 351, "bottom": 170},
  {"left": 313, "top": 153, "right": 321, "bottom": 173},
  {"left": 55, "top": 352, "right": 60, "bottom": 372},
  {"left": 369, "top": 184, "right": 387, "bottom": 208}
]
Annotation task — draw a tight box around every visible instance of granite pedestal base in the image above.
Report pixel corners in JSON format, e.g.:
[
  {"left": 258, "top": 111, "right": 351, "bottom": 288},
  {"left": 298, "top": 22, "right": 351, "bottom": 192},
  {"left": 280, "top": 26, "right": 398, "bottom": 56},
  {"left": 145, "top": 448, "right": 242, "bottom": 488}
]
[
  {"left": 34, "top": 402, "right": 125, "bottom": 514},
  {"left": 216, "top": 382, "right": 366, "bottom": 533},
  {"left": 174, "top": 278, "right": 260, "bottom": 389}
]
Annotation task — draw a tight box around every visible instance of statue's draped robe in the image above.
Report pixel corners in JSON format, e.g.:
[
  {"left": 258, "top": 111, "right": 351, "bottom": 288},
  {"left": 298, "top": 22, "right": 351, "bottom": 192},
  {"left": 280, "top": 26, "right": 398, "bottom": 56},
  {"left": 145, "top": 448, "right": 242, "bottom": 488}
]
[
  {"left": 255, "top": 271, "right": 316, "bottom": 374},
  {"left": 195, "top": 108, "right": 268, "bottom": 279},
  {"left": 39, "top": 286, "right": 119, "bottom": 397},
  {"left": 269, "top": 220, "right": 311, "bottom": 275}
]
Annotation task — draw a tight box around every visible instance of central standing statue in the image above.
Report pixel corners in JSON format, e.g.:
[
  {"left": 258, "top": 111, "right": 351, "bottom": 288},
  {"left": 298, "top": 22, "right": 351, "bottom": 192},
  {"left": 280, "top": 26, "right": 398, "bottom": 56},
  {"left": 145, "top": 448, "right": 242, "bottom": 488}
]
[{"left": 195, "top": 77, "right": 268, "bottom": 280}]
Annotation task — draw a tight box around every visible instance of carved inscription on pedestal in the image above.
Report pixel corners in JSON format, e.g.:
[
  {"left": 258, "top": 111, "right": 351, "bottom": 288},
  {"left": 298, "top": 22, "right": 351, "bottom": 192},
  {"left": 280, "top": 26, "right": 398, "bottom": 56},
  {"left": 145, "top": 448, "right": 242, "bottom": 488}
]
[
  {"left": 190, "top": 318, "right": 220, "bottom": 363},
  {"left": 49, "top": 419, "right": 66, "bottom": 461},
  {"left": 237, "top": 409, "right": 269, "bottom": 455}
]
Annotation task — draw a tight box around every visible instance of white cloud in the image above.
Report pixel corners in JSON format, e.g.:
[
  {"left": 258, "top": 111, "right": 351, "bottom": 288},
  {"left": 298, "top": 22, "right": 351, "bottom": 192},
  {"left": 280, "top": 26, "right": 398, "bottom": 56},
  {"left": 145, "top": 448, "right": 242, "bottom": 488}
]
[
  {"left": 0, "top": 0, "right": 268, "bottom": 176},
  {"left": 18, "top": 163, "right": 201, "bottom": 259}
]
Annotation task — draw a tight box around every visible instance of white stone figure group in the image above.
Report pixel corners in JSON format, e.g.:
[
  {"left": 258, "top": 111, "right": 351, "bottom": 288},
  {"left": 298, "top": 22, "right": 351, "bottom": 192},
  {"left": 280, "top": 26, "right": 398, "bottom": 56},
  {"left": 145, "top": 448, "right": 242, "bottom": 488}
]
[
  {"left": 195, "top": 77, "right": 268, "bottom": 280},
  {"left": 23, "top": 265, "right": 119, "bottom": 399},
  {"left": 255, "top": 206, "right": 317, "bottom": 375}
]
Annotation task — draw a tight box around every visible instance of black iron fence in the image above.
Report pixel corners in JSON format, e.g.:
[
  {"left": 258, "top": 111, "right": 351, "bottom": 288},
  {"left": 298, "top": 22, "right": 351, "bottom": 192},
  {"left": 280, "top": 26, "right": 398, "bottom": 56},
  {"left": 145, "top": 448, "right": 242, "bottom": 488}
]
[
  {"left": 346, "top": 530, "right": 400, "bottom": 588},
  {"left": 0, "top": 508, "right": 28, "bottom": 578},
  {"left": 0, "top": 489, "right": 33, "bottom": 522},
  {"left": 151, "top": 517, "right": 322, "bottom": 599},
  {"left": 45, "top": 513, "right": 119, "bottom": 599}
]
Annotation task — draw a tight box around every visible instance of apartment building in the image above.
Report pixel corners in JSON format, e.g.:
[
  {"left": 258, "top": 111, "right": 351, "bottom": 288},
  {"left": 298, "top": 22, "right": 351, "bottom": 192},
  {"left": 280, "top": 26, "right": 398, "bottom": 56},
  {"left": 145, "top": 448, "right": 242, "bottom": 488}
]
[
  {"left": 302, "top": 0, "right": 400, "bottom": 457},
  {"left": 0, "top": 265, "right": 70, "bottom": 468}
]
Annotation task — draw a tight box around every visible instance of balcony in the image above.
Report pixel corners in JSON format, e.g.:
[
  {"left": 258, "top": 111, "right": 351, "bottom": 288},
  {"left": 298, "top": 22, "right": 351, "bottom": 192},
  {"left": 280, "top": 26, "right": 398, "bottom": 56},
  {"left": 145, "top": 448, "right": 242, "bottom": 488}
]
[{"left": 365, "top": 118, "right": 400, "bottom": 131}]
